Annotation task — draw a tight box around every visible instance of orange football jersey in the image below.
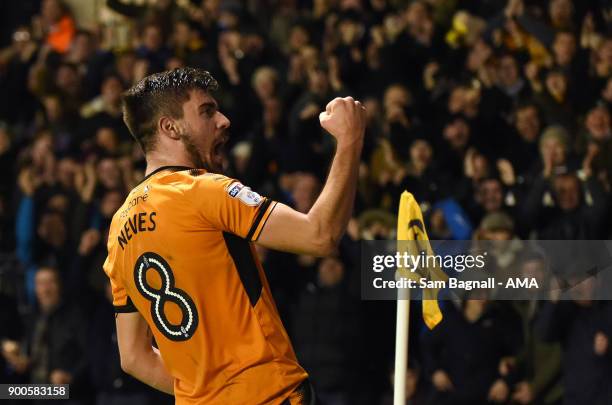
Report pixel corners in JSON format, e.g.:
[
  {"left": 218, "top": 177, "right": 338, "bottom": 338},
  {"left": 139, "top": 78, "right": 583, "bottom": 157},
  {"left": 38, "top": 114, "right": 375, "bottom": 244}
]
[{"left": 103, "top": 166, "right": 308, "bottom": 404}]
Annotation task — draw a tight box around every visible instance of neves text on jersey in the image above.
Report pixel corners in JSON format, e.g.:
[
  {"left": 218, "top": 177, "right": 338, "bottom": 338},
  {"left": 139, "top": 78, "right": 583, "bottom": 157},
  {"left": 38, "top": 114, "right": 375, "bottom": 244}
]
[{"left": 118, "top": 212, "right": 157, "bottom": 250}]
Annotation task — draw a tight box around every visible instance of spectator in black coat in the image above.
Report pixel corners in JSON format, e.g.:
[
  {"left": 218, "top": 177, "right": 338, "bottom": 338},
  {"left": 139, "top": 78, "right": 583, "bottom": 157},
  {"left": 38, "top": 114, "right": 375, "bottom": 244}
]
[
  {"left": 135, "top": 23, "right": 171, "bottom": 74},
  {"left": 501, "top": 255, "right": 563, "bottom": 405},
  {"left": 4, "top": 266, "right": 91, "bottom": 404},
  {"left": 0, "top": 293, "right": 24, "bottom": 383},
  {"left": 421, "top": 298, "right": 521, "bottom": 405},
  {"left": 503, "top": 103, "right": 543, "bottom": 178},
  {"left": 537, "top": 283, "right": 612, "bottom": 405},
  {"left": 290, "top": 257, "right": 362, "bottom": 405},
  {"left": 288, "top": 63, "right": 344, "bottom": 177},
  {"left": 522, "top": 172, "right": 609, "bottom": 239},
  {"left": 380, "top": 360, "right": 428, "bottom": 405}
]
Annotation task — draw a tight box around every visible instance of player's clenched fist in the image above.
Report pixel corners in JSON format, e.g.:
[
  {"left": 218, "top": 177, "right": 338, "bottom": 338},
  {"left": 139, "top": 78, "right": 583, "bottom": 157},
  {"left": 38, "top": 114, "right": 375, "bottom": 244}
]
[{"left": 319, "top": 97, "right": 366, "bottom": 146}]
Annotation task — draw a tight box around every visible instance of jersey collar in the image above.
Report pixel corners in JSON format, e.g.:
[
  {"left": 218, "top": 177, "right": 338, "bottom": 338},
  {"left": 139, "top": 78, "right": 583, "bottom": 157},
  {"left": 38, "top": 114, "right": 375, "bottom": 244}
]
[{"left": 139, "top": 165, "right": 195, "bottom": 185}]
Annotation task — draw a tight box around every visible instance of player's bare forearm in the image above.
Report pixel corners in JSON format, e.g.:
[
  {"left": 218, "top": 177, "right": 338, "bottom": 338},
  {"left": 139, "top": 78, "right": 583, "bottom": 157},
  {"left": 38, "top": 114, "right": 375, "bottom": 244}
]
[
  {"left": 308, "top": 138, "right": 362, "bottom": 249},
  {"left": 307, "top": 97, "right": 365, "bottom": 250},
  {"left": 257, "top": 97, "right": 365, "bottom": 256},
  {"left": 125, "top": 346, "right": 174, "bottom": 395},
  {"left": 116, "top": 312, "right": 174, "bottom": 395}
]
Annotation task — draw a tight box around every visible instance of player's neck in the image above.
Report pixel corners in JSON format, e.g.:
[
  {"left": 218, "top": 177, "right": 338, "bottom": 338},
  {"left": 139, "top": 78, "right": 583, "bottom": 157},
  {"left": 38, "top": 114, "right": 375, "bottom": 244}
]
[{"left": 144, "top": 153, "right": 195, "bottom": 177}]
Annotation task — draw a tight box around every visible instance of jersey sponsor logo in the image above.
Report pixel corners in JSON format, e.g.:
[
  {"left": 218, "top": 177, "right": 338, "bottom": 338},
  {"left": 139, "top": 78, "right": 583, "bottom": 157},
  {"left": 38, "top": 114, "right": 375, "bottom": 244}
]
[
  {"left": 227, "top": 182, "right": 243, "bottom": 197},
  {"left": 227, "top": 182, "right": 263, "bottom": 206},
  {"left": 119, "top": 192, "right": 149, "bottom": 219}
]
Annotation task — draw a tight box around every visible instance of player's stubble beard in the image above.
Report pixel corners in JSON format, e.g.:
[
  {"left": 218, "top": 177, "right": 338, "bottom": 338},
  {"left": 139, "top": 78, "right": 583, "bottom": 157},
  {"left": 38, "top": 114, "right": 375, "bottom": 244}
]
[
  {"left": 179, "top": 130, "right": 225, "bottom": 173},
  {"left": 179, "top": 131, "right": 208, "bottom": 170}
]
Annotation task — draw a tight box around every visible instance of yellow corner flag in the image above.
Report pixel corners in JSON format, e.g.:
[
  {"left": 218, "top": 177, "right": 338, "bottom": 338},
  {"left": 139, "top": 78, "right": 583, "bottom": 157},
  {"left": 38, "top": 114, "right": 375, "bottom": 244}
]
[{"left": 396, "top": 191, "right": 446, "bottom": 329}]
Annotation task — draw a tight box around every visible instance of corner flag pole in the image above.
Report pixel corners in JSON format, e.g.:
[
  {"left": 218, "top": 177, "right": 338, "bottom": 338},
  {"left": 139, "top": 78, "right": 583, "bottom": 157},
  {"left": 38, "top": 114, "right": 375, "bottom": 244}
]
[
  {"left": 393, "top": 293, "right": 409, "bottom": 405},
  {"left": 394, "top": 191, "right": 413, "bottom": 405},
  {"left": 393, "top": 191, "right": 445, "bottom": 404}
]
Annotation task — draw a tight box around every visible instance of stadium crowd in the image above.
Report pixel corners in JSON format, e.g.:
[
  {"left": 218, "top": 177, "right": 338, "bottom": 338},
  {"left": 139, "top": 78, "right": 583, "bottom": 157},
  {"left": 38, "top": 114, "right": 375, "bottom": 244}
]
[{"left": 0, "top": 0, "right": 611, "bottom": 404}]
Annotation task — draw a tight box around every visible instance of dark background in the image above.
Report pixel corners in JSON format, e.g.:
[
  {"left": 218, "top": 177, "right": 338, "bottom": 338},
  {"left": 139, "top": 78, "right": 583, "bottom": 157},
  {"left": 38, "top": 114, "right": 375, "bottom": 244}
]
[{"left": 0, "top": 0, "right": 611, "bottom": 404}]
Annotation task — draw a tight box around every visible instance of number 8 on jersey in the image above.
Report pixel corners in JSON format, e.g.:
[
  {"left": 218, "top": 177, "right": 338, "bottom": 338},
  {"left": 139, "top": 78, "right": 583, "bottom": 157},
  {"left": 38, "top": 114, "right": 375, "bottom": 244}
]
[{"left": 134, "top": 252, "right": 199, "bottom": 341}]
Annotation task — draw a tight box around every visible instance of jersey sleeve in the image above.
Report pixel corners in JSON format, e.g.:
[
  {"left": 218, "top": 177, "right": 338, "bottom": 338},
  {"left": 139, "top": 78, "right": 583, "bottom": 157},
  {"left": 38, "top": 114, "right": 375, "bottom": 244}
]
[
  {"left": 103, "top": 253, "right": 137, "bottom": 313},
  {"left": 196, "top": 175, "right": 277, "bottom": 241}
]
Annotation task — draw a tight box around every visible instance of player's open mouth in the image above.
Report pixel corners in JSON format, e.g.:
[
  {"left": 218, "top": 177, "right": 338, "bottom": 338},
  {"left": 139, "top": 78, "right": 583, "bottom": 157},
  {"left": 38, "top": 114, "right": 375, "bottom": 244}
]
[
  {"left": 213, "top": 136, "right": 228, "bottom": 159},
  {"left": 213, "top": 143, "right": 222, "bottom": 156},
  {"left": 214, "top": 141, "right": 225, "bottom": 156}
]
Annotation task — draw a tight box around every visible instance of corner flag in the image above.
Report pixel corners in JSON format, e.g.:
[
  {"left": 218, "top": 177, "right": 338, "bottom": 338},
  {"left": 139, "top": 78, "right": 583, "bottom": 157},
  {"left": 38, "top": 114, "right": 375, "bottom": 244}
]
[{"left": 396, "top": 191, "right": 445, "bottom": 329}]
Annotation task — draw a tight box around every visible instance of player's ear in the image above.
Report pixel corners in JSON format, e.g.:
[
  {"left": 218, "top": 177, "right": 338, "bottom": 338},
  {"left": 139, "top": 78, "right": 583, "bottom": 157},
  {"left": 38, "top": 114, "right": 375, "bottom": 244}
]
[{"left": 159, "top": 116, "right": 181, "bottom": 140}]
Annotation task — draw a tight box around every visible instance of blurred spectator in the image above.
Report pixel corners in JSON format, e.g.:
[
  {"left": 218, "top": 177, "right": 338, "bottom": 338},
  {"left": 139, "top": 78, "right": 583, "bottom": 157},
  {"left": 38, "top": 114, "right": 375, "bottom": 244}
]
[
  {"left": 428, "top": 199, "right": 473, "bottom": 240},
  {"left": 523, "top": 171, "right": 609, "bottom": 239},
  {"left": 421, "top": 298, "right": 521, "bottom": 405},
  {"left": 380, "top": 361, "right": 427, "bottom": 405},
  {"left": 537, "top": 280, "right": 612, "bottom": 405},
  {"left": 502, "top": 102, "right": 542, "bottom": 177},
  {"left": 39, "top": 0, "right": 76, "bottom": 54},
  {"left": 135, "top": 23, "right": 171, "bottom": 74},
  {"left": 0, "top": 293, "right": 24, "bottom": 383},
  {"left": 291, "top": 257, "right": 362, "bottom": 405},
  {"left": 502, "top": 254, "right": 563, "bottom": 405},
  {"left": 2, "top": 267, "right": 90, "bottom": 403}
]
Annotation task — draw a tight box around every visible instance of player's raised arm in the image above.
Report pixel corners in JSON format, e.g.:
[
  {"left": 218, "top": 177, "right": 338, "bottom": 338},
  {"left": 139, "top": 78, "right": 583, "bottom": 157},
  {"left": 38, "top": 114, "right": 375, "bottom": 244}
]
[
  {"left": 257, "top": 97, "right": 365, "bottom": 256},
  {"left": 115, "top": 312, "right": 175, "bottom": 395}
]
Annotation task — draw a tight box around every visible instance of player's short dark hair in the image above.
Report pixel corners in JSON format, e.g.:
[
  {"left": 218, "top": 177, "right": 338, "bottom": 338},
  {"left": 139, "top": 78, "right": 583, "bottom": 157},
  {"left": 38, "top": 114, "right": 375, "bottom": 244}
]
[{"left": 122, "top": 67, "right": 219, "bottom": 153}]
